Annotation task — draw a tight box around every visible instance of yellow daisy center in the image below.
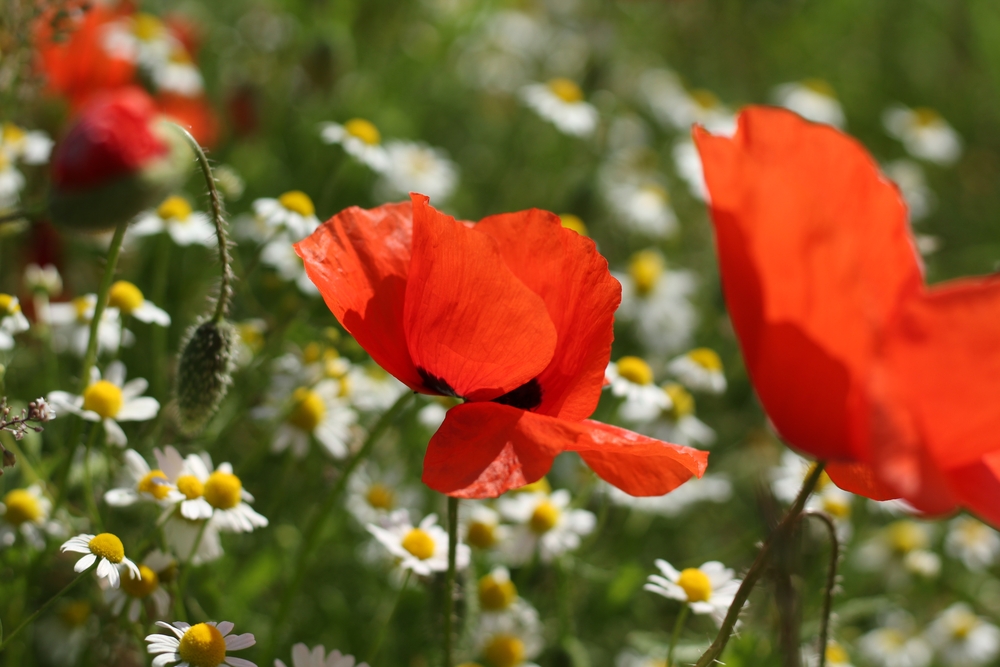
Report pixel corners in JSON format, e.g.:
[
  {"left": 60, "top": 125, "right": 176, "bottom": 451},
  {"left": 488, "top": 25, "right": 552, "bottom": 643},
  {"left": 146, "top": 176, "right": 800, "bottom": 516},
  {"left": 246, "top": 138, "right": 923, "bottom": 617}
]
[
  {"left": 677, "top": 567, "right": 712, "bottom": 603},
  {"left": 82, "top": 380, "right": 124, "bottom": 419},
  {"left": 133, "top": 13, "right": 164, "bottom": 41},
  {"left": 958, "top": 517, "right": 989, "bottom": 544},
  {"left": 58, "top": 600, "right": 91, "bottom": 627},
  {"left": 176, "top": 475, "right": 205, "bottom": 500},
  {"left": 157, "top": 195, "right": 192, "bottom": 222},
  {"left": 616, "top": 356, "right": 653, "bottom": 386},
  {"left": 366, "top": 483, "right": 395, "bottom": 510},
  {"left": 137, "top": 470, "right": 172, "bottom": 500},
  {"left": 401, "top": 528, "right": 436, "bottom": 560},
  {"left": 913, "top": 107, "right": 941, "bottom": 127},
  {"left": 88, "top": 533, "right": 125, "bottom": 564},
  {"left": 3, "top": 489, "right": 42, "bottom": 525},
  {"left": 951, "top": 610, "right": 979, "bottom": 639},
  {"left": 2, "top": 122, "right": 26, "bottom": 144},
  {"left": 663, "top": 383, "right": 694, "bottom": 420},
  {"left": 203, "top": 471, "right": 242, "bottom": 510},
  {"left": 628, "top": 250, "right": 664, "bottom": 296},
  {"left": 237, "top": 323, "right": 265, "bottom": 354},
  {"left": 548, "top": 78, "right": 584, "bottom": 103},
  {"left": 479, "top": 574, "right": 517, "bottom": 611},
  {"left": 73, "top": 296, "right": 91, "bottom": 321},
  {"left": 691, "top": 89, "right": 720, "bottom": 110},
  {"left": 121, "top": 564, "right": 159, "bottom": 598},
  {"left": 178, "top": 623, "right": 228, "bottom": 667},
  {"left": 288, "top": 387, "right": 326, "bottom": 433},
  {"left": 529, "top": 501, "right": 559, "bottom": 534},
  {"left": 559, "top": 214, "right": 588, "bottom": 236},
  {"left": 467, "top": 521, "right": 496, "bottom": 549},
  {"left": 0, "top": 293, "right": 21, "bottom": 316},
  {"left": 278, "top": 190, "right": 316, "bottom": 218},
  {"left": 888, "top": 521, "right": 926, "bottom": 553},
  {"left": 821, "top": 493, "right": 852, "bottom": 519},
  {"left": 484, "top": 634, "right": 525, "bottom": 667},
  {"left": 303, "top": 342, "right": 323, "bottom": 364},
  {"left": 687, "top": 348, "right": 722, "bottom": 372},
  {"left": 514, "top": 478, "right": 551, "bottom": 494},
  {"left": 639, "top": 183, "right": 669, "bottom": 203},
  {"left": 108, "top": 281, "right": 145, "bottom": 315},
  {"left": 803, "top": 78, "right": 835, "bottom": 97},
  {"left": 825, "top": 642, "right": 849, "bottom": 663},
  {"left": 344, "top": 118, "right": 381, "bottom": 145}
]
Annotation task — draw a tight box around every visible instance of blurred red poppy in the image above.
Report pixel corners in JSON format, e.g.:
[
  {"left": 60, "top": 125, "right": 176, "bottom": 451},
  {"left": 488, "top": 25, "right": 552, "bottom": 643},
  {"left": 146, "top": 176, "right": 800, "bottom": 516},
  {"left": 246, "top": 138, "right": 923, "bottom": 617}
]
[
  {"left": 695, "top": 107, "right": 1000, "bottom": 524},
  {"left": 296, "top": 194, "right": 709, "bottom": 498},
  {"left": 156, "top": 92, "right": 219, "bottom": 148}
]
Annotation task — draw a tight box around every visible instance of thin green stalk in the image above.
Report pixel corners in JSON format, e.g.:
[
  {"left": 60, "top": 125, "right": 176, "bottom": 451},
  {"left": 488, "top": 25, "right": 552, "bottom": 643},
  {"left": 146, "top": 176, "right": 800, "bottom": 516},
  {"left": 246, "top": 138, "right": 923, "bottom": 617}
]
[
  {"left": 175, "top": 518, "right": 210, "bottom": 621},
  {"left": 801, "top": 510, "right": 840, "bottom": 667},
  {"left": 149, "top": 234, "right": 171, "bottom": 399},
  {"left": 81, "top": 423, "right": 103, "bottom": 530},
  {"left": 368, "top": 570, "right": 412, "bottom": 663},
  {"left": 0, "top": 569, "right": 89, "bottom": 651},
  {"left": 693, "top": 462, "right": 827, "bottom": 667},
  {"left": 444, "top": 495, "right": 460, "bottom": 667},
  {"left": 667, "top": 604, "right": 690, "bottom": 667}
]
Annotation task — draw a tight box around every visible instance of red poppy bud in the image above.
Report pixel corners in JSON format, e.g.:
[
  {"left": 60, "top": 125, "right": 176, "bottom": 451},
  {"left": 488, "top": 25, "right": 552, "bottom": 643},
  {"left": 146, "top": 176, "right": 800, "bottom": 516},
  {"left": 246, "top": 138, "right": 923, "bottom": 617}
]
[{"left": 48, "top": 88, "right": 192, "bottom": 231}]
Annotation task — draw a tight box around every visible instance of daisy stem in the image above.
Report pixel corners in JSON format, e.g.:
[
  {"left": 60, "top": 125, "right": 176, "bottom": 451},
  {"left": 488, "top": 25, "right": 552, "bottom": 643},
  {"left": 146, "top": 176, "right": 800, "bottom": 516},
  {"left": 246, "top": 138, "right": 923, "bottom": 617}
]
[
  {"left": 693, "top": 462, "right": 827, "bottom": 667},
  {"left": 444, "top": 495, "right": 460, "bottom": 667},
  {"left": 0, "top": 569, "right": 89, "bottom": 651},
  {"left": 667, "top": 603, "right": 689, "bottom": 667},
  {"left": 799, "top": 510, "right": 840, "bottom": 667},
  {"left": 175, "top": 519, "right": 210, "bottom": 621},
  {"left": 81, "top": 423, "right": 103, "bottom": 531},
  {"left": 368, "top": 569, "right": 411, "bottom": 663}
]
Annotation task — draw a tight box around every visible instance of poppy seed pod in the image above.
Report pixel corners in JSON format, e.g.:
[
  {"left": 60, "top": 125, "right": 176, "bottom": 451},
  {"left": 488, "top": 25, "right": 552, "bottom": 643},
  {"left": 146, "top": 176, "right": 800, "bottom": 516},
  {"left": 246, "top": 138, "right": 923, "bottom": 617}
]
[
  {"left": 175, "top": 319, "right": 236, "bottom": 436},
  {"left": 48, "top": 87, "right": 192, "bottom": 231}
]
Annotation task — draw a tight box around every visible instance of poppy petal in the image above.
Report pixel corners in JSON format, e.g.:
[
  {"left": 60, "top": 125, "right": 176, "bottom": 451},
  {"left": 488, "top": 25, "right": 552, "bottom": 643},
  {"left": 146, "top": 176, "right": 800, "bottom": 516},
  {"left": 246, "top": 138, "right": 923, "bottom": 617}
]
[
  {"left": 475, "top": 209, "right": 621, "bottom": 420},
  {"left": 296, "top": 201, "right": 424, "bottom": 390},
  {"left": 826, "top": 461, "right": 898, "bottom": 501},
  {"left": 694, "top": 107, "right": 923, "bottom": 463},
  {"left": 404, "top": 195, "right": 557, "bottom": 401},
  {"left": 422, "top": 402, "right": 708, "bottom": 498}
]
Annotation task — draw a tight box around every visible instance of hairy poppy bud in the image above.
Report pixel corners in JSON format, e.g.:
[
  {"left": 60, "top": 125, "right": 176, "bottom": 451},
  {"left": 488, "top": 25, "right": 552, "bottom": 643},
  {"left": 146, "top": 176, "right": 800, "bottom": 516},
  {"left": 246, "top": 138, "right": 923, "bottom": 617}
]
[
  {"left": 49, "top": 87, "right": 192, "bottom": 231},
  {"left": 175, "top": 319, "right": 236, "bottom": 436}
]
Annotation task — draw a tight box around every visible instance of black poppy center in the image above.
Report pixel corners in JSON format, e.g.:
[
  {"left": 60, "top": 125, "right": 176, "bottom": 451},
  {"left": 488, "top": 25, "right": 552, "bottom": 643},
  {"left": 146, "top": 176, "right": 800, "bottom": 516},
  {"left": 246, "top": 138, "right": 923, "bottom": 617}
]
[{"left": 416, "top": 367, "right": 543, "bottom": 411}]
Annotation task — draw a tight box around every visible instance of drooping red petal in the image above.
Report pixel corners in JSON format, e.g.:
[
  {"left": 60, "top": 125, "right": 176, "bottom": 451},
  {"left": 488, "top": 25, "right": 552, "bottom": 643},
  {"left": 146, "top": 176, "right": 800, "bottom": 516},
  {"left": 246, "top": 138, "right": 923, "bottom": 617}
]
[
  {"left": 475, "top": 209, "right": 621, "bottom": 420},
  {"left": 694, "top": 107, "right": 924, "bottom": 464},
  {"left": 404, "top": 195, "right": 558, "bottom": 401},
  {"left": 423, "top": 402, "right": 708, "bottom": 498},
  {"left": 826, "top": 462, "right": 898, "bottom": 501},
  {"left": 296, "top": 201, "right": 424, "bottom": 390}
]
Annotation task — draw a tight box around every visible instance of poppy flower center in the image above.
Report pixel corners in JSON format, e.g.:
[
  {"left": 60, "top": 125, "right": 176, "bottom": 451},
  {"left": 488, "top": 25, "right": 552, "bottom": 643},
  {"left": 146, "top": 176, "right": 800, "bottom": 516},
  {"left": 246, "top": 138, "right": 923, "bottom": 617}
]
[
  {"left": 137, "top": 470, "right": 172, "bottom": 500},
  {"left": 3, "top": 489, "right": 41, "bottom": 525},
  {"left": 88, "top": 533, "right": 125, "bottom": 563},
  {"left": 0, "top": 294, "right": 21, "bottom": 316},
  {"left": 83, "top": 380, "right": 124, "bottom": 419},
  {"left": 467, "top": 521, "right": 496, "bottom": 549},
  {"left": 548, "top": 78, "right": 583, "bottom": 103},
  {"left": 178, "top": 623, "right": 227, "bottom": 667},
  {"left": 121, "top": 564, "right": 159, "bottom": 598},
  {"left": 401, "top": 528, "right": 436, "bottom": 560},
  {"left": 176, "top": 474, "right": 205, "bottom": 500},
  {"left": 887, "top": 521, "right": 926, "bottom": 553},
  {"left": 628, "top": 250, "right": 664, "bottom": 296},
  {"left": 278, "top": 190, "right": 315, "bottom": 218},
  {"left": 663, "top": 383, "right": 694, "bottom": 420},
  {"left": 203, "top": 471, "right": 242, "bottom": 510},
  {"left": 616, "top": 357, "right": 653, "bottom": 385},
  {"left": 109, "top": 280, "right": 145, "bottom": 315},
  {"left": 479, "top": 574, "right": 517, "bottom": 611},
  {"left": 365, "top": 483, "right": 395, "bottom": 510},
  {"left": 529, "top": 501, "right": 559, "bottom": 534},
  {"left": 344, "top": 118, "right": 381, "bottom": 145},
  {"left": 559, "top": 214, "right": 587, "bottom": 236},
  {"left": 157, "top": 195, "right": 192, "bottom": 222},
  {"left": 687, "top": 348, "right": 722, "bottom": 372},
  {"left": 484, "top": 634, "right": 525, "bottom": 667},
  {"left": 677, "top": 567, "right": 712, "bottom": 603},
  {"left": 288, "top": 387, "right": 326, "bottom": 433}
]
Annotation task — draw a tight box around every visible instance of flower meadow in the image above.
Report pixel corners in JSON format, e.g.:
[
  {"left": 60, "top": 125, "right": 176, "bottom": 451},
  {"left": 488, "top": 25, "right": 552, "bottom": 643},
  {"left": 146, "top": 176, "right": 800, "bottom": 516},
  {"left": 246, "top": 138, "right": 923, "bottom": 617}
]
[{"left": 2, "top": 2, "right": 1000, "bottom": 667}]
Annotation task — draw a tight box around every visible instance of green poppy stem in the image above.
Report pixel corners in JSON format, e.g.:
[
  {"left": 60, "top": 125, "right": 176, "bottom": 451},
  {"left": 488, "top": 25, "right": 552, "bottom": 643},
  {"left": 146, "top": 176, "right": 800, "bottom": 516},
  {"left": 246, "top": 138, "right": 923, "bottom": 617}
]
[{"left": 444, "top": 495, "right": 460, "bottom": 667}]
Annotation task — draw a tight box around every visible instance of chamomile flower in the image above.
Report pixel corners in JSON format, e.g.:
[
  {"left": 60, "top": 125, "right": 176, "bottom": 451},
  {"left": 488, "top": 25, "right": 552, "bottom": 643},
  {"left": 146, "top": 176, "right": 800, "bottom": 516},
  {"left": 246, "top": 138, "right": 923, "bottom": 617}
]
[
  {"left": 604, "top": 473, "right": 732, "bottom": 517},
  {"left": 463, "top": 502, "right": 510, "bottom": 551},
  {"left": 346, "top": 462, "right": 421, "bottom": 527},
  {"left": 104, "top": 550, "right": 174, "bottom": 622},
  {"left": 276, "top": 644, "right": 369, "bottom": 667},
  {"left": 813, "top": 641, "right": 854, "bottom": 667},
  {"left": 61, "top": 532, "right": 140, "bottom": 588},
  {"left": 645, "top": 559, "right": 742, "bottom": 626},
  {"left": 250, "top": 191, "right": 321, "bottom": 242},
  {"left": 0, "top": 154, "right": 25, "bottom": 208},
  {"left": 883, "top": 105, "right": 962, "bottom": 165},
  {"left": 858, "top": 613, "right": 932, "bottom": 667},
  {"left": 601, "top": 175, "right": 678, "bottom": 239},
  {"left": 108, "top": 280, "right": 170, "bottom": 326},
  {"left": 651, "top": 384, "right": 716, "bottom": 448},
  {"left": 773, "top": 79, "right": 846, "bottom": 127},
  {"left": 945, "top": 516, "right": 1000, "bottom": 572},
  {"left": 639, "top": 69, "right": 735, "bottom": 134},
  {"left": 163, "top": 514, "right": 224, "bottom": 565},
  {"left": 346, "top": 363, "right": 408, "bottom": 412},
  {"left": 606, "top": 357, "right": 671, "bottom": 423},
  {"left": 856, "top": 520, "right": 940, "bottom": 581},
  {"left": 614, "top": 250, "right": 698, "bottom": 357},
  {"left": 0, "top": 293, "right": 30, "bottom": 349},
  {"left": 668, "top": 348, "right": 726, "bottom": 394},
  {"left": 417, "top": 396, "right": 460, "bottom": 431},
  {"left": 47, "top": 294, "right": 127, "bottom": 357},
  {"left": 153, "top": 50, "right": 204, "bottom": 96},
  {"left": 771, "top": 450, "right": 823, "bottom": 504},
  {"left": 1, "top": 122, "right": 54, "bottom": 164},
  {"left": 883, "top": 159, "right": 935, "bottom": 223},
  {"left": 378, "top": 140, "right": 459, "bottom": 202},
  {"left": 0, "top": 485, "right": 64, "bottom": 549},
  {"left": 320, "top": 118, "right": 390, "bottom": 171},
  {"left": 131, "top": 195, "right": 216, "bottom": 246},
  {"left": 672, "top": 139, "right": 710, "bottom": 201},
  {"left": 261, "top": 237, "right": 320, "bottom": 295},
  {"left": 478, "top": 567, "right": 532, "bottom": 619},
  {"left": 146, "top": 620, "right": 256, "bottom": 667},
  {"left": 520, "top": 78, "right": 598, "bottom": 137},
  {"left": 102, "top": 13, "right": 178, "bottom": 69},
  {"left": 104, "top": 448, "right": 184, "bottom": 507},
  {"left": 269, "top": 380, "right": 359, "bottom": 459},
  {"left": 367, "top": 513, "right": 470, "bottom": 576},
  {"left": 926, "top": 603, "right": 1000, "bottom": 666},
  {"left": 34, "top": 600, "right": 94, "bottom": 667},
  {"left": 234, "top": 319, "right": 267, "bottom": 367},
  {"left": 24, "top": 263, "right": 62, "bottom": 296},
  {"left": 472, "top": 602, "right": 544, "bottom": 667},
  {"left": 170, "top": 455, "right": 268, "bottom": 533},
  {"left": 497, "top": 489, "right": 595, "bottom": 564}
]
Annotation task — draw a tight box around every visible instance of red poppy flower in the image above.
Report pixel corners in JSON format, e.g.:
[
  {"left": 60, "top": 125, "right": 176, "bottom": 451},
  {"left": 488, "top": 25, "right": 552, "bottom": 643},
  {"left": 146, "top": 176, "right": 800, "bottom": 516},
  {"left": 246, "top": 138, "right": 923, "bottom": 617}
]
[
  {"left": 296, "top": 194, "right": 709, "bottom": 498},
  {"left": 694, "top": 107, "right": 1000, "bottom": 524},
  {"left": 156, "top": 92, "right": 220, "bottom": 148}
]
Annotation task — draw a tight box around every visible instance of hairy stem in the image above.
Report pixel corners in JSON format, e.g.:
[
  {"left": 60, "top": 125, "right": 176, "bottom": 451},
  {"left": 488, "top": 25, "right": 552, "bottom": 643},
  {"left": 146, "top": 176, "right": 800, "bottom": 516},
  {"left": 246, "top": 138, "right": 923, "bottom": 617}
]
[
  {"left": 800, "top": 510, "right": 840, "bottom": 667},
  {"left": 444, "top": 496, "right": 460, "bottom": 667}
]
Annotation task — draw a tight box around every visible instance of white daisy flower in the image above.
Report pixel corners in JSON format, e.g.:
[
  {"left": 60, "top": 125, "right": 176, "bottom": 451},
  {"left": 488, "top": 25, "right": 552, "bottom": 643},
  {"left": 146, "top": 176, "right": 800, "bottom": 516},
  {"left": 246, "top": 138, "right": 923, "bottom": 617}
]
[
  {"left": 604, "top": 473, "right": 732, "bottom": 517},
  {"left": 651, "top": 383, "right": 716, "bottom": 448},
  {"left": 346, "top": 363, "right": 408, "bottom": 413},
  {"left": 152, "top": 51, "right": 204, "bottom": 96},
  {"left": 46, "top": 294, "right": 128, "bottom": 357},
  {"left": 1, "top": 122, "right": 54, "bottom": 164},
  {"left": 668, "top": 348, "right": 726, "bottom": 394},
  {"left": 104, "top": 447, "right": 185, "bottom": 508},
  {"left": 0, "top": 293, "right": 30, "bottom": 349},
  {"left": 855, "top": 520, "right": 940, "bottom": 582},
  {"left": 265, "top": 379, "right": 358, "bottom": 459},
  {"left": 883, "top": 105, "right": 962, "bottom": 165},
  {"left": 102, "top": 13, "right": 179, "bottom": 69},
  {"left": 367, "top": 513, "right": 470, "bottom": 576},
  {"left": 771, "top": 450, "right": 821, "bottom": 504},
  {"left": 24, "top": 263, "right": 62, "bottom": 296},
  {"left": 672, "top": 139, "right": 709, "bottom": 201},
  {"left": 497, "top": 489, "right": 595, "bottom": 565},
  {"left": 261, "top": 235, "right": 321, "bottom": 295},
  {"left": 614, "top": 250, "right": 698, "bottom": 358},
  {"left": 0, "top": 154, "right": 25, "bottom": 209},
  {"left": 773, "top": 80, "right": 846, "bottom": 127},
  {"left": 462, "top": 502, "right": 510, "bottom": 551},
  {"left": 477, "top": 566, "right": 532, "bottom": 618},
  {"left": 858, "top": 613, "right": 932, "bottom": 667},
  {"left": 346, "top": 462, "right": 421, "bottom": 528},
  {"left": 883, "top": 159, "right": 935, "bottom": 223},
  {"left": 601, "top": 174, "right": 678, "bottom": 239},
  {"left": 319, "top": 118, "right": 390, "bottom": 172},
  {"left": 926, "top": 603, "right": 1000, "bottom": 666},
  {"left": 945, "top": 516, "right": 1000, "bottom": 572},
  {"left": 130, "top": 196, "right": 216, "bottom": 247},
  {"left": 520, "top": 78, "right": 598, "bottom": 137},
  {"left": 234, "top": 319, "right": 267, "bottom": 367},
  {"left": 0, "top": 485, "right": 64, "bottom": 549},
  {"left": 108, "top": 280, "right": 170, "bottom": 326},
  {"left": 34, "top": 599, "right": 94, "bottom": 667},
  {"left": 605, "top": 357, "right": 671, "bottom": 424},
  {"left": 454, "top": 10, "right": 548, "bottom": 94},
  {"left": 49, "top": 361, "right": 159, "bottom": 447},
  {"left": 804, "top": 641, "right": 855, "bottom": 667},
  {"left": 146, "top": 620, "right": 256, "bottom": 667},
  {"left": 249, "top": 191, "right": 321, "bottom": 242},
  {"left": 163, "top": 514, "right": 225, "bottom": 565},
  {"left": 644, "top": 559, "right": 742, "bottom": 627},
  {"left": 378, "top": 140, "right": 459, "bottom": 202},
  {"left": 104, "top": 549, "right": 174, "bottom": 623},
  {"left": 472, "top": 599, "right": 544, "bottom": 667},
  {"left": 417, "top": 397, "right": 460, "bottom": 431},
  {"left": 639, "top": 69, "right": 736, "bottom": 134},
  {"left": 165, "top": 453, "right": 268, "bottom": 534},
  {"left": 60, "top": 532, "right": 140, "bottom": 588},
  {"left": 276, "top": 643, "right": 369, "bottom": 667}
]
